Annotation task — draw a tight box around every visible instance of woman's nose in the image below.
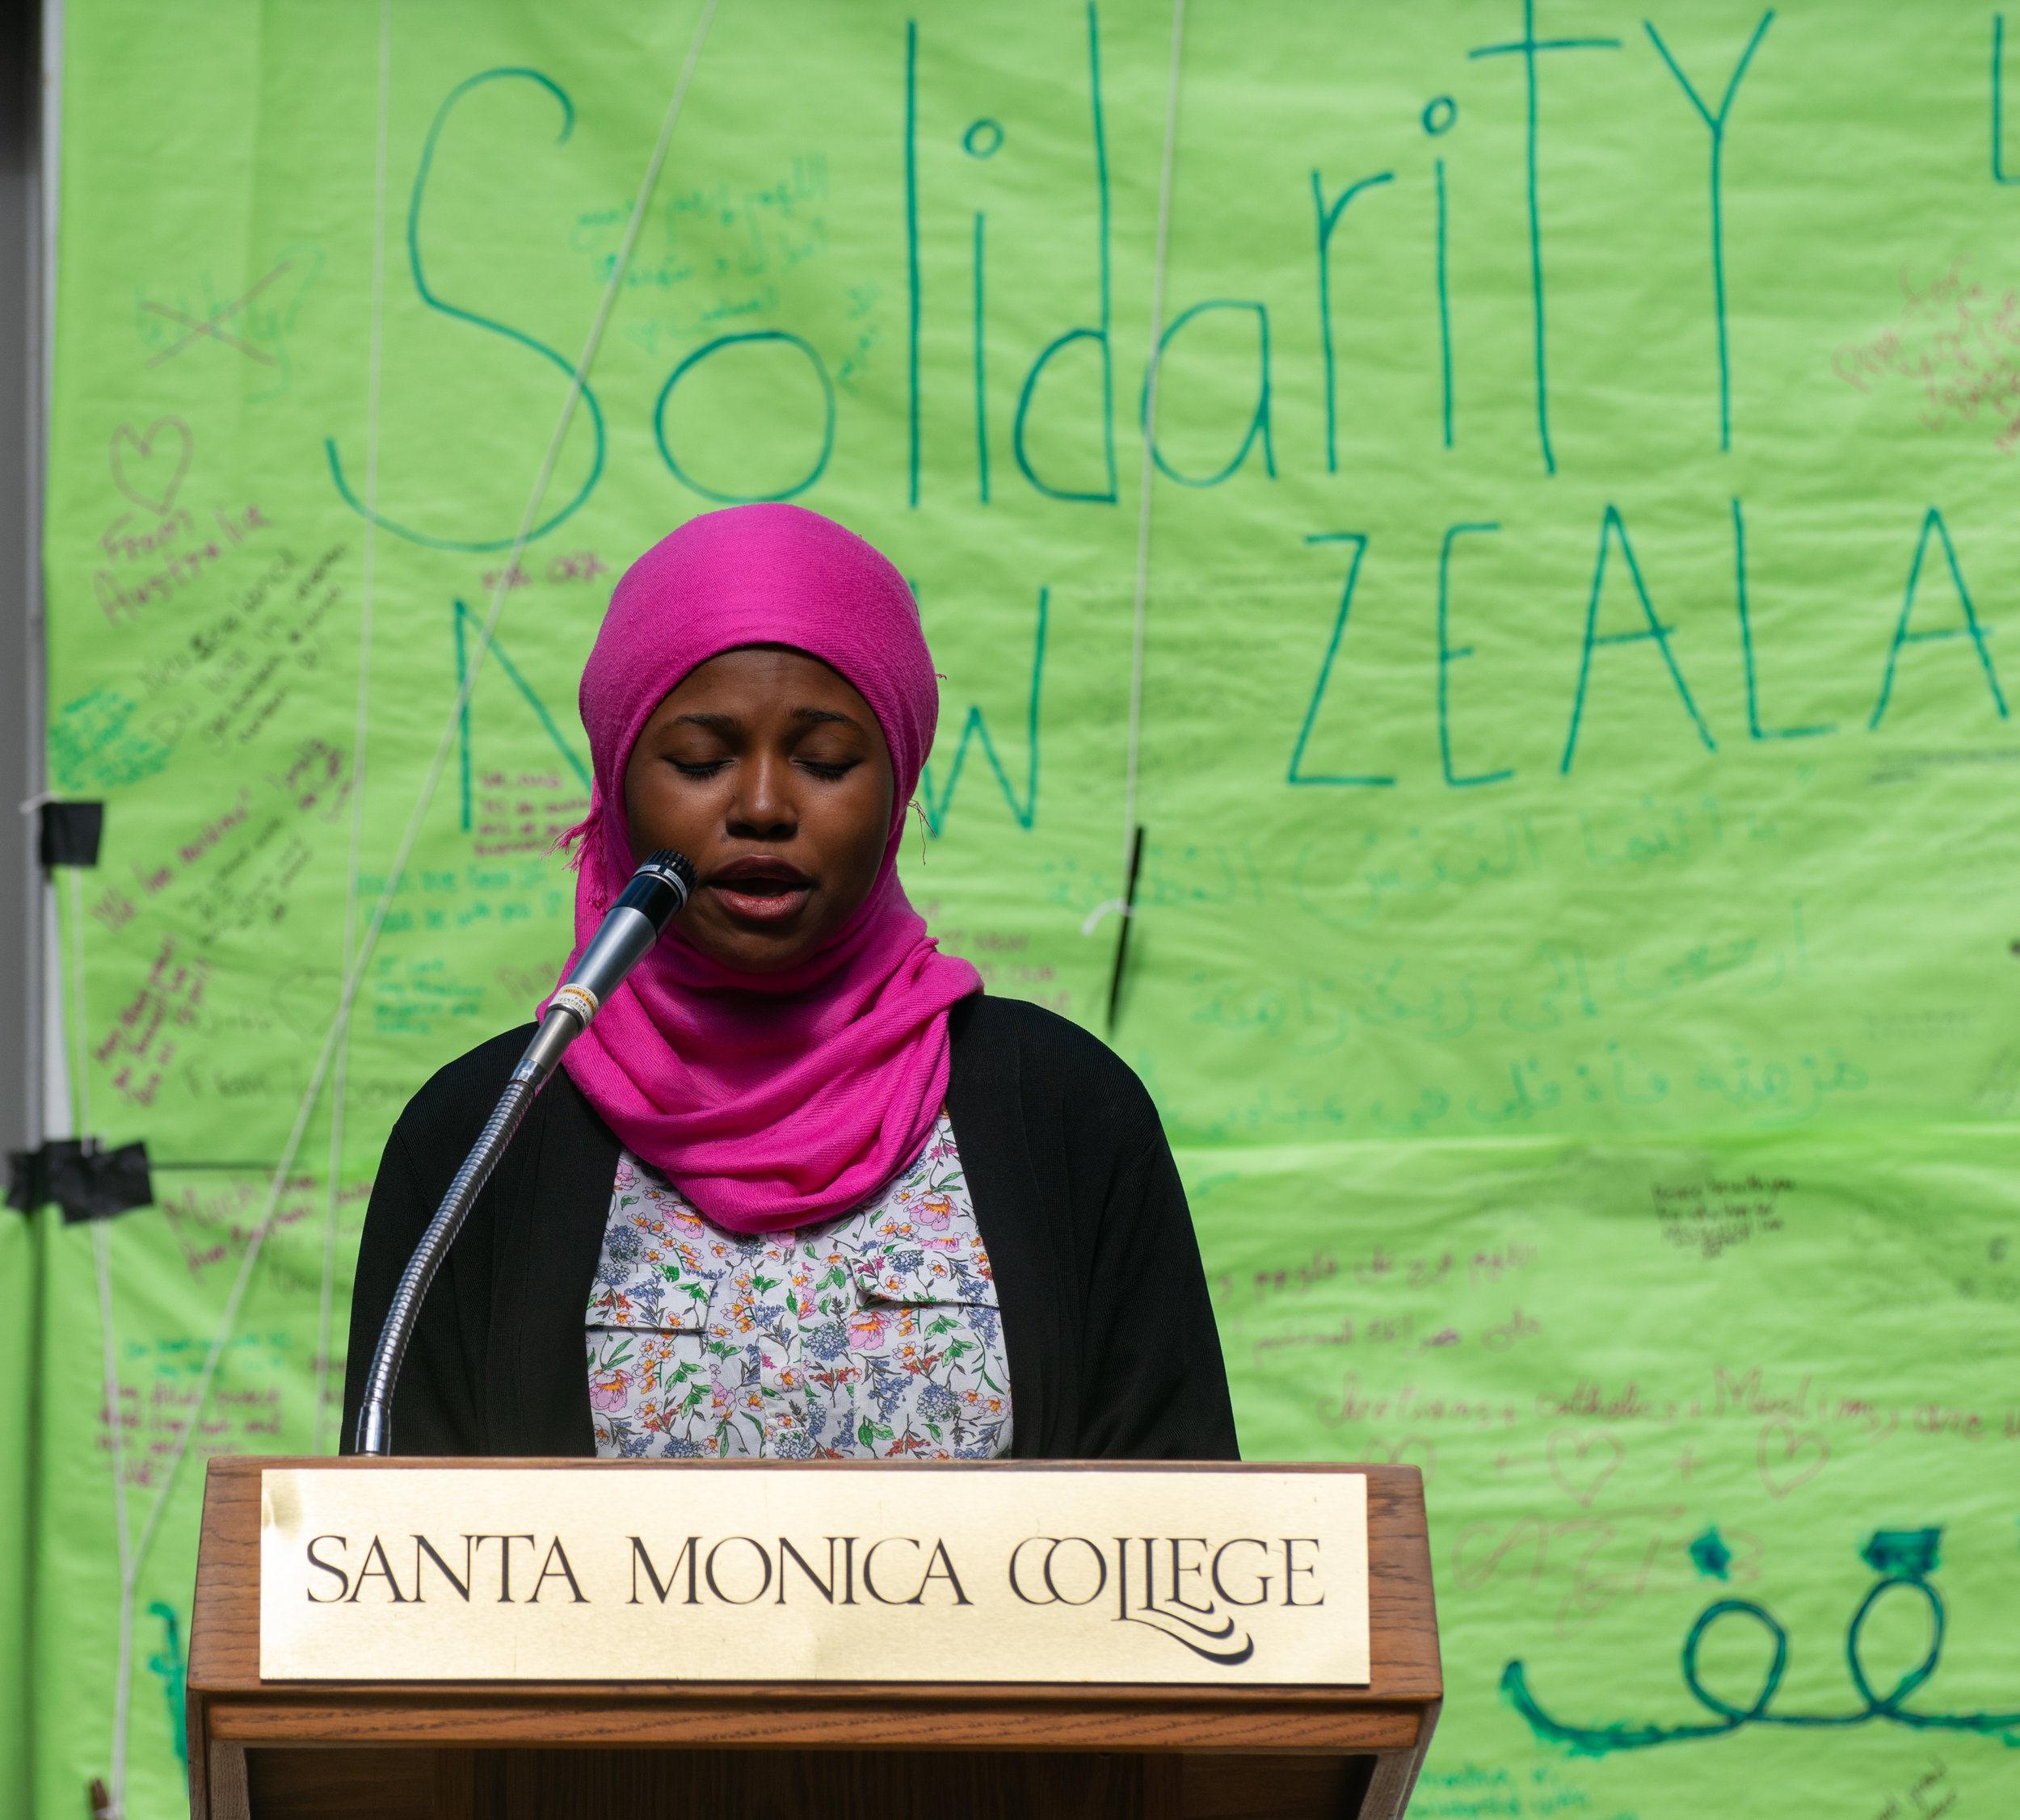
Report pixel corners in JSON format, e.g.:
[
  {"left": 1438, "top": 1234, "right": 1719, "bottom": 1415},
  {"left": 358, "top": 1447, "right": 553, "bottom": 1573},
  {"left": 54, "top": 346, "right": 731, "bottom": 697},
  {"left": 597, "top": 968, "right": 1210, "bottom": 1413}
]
[{"left": 727, "top": 748, "right": 798, "bottom": 839}]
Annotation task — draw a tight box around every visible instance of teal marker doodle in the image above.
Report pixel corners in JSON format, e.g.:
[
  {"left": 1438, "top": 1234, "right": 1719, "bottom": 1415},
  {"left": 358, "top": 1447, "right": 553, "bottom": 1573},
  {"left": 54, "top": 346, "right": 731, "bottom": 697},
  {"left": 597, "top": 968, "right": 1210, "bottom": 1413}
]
[
  {"left": 1732, "top": 498, "right": 1833, "bottom": 739},
  {"left": 145, "top": 1602, "right": 187, "bottom": 1769},
  {"left": 972, "top": 213, "right": 989, "bottom": 501},
  {"left": 1995, "top": 15, "right": 2020, "bottom": 183},
  {"left": 1561, "top": 504, "right": 1716, "bottom": 771},
  {"left": 1290, "top": 533, "right": 1394, "bottom": 787},
  {"left": 1140, "top": 301, "right": 1276, "bottom": 487},
  {"left": 1311, "top": 171, "right": 1393, "bottom": 473},
  {"left": 1505, "top": 1528, "right": 2020, "bottom": 1755},
  {"left": 1469, "top": 3, "right": 1621, "bottom": 475},
  {"left": 1687, "top": 1526, "right": 1732, "bottom": 1580},
  {"left": 1437, "top": 521, "right": 1513, "bottom": 788},
  {"left": 326, "top": 69, "right": 605, "bottom": 551},
  {"left": 919, "top": 586, "right": 1048, "bottom": 834},
  {"left": 1012, "top": 2, "right": 1117, "bottom": 503},
  {"left": 1644, "top": 13, "right": 1774, "bottom": 452},
  {"left": 966, "top": 120, "right": 1004, "bottom": 506},
  {"left": 1870, "top": 508, "right": 2009, "bottom": 729},
  {"left": 654, "top": 331, "right": 836, "bottom": 504},
  {"left": 453, "top": 599, "right": 592, "bottom": 833}
]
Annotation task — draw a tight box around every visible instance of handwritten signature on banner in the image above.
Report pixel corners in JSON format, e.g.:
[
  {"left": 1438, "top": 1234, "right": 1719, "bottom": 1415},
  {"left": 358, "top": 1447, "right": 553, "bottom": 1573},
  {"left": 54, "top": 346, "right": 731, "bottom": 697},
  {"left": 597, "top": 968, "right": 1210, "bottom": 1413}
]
[
  {"left": 135, "top": 245, "right": 324, "bottom": 401},
  {"left": 96, "top": 412, "right": 278, "bottom": 624},
  {"left": 97, "top": 1331, "right": 292, "bottom": 1489},
  {"left": 1652, "top": 1175, "right": 1794, "bottom": 1260},
  {"left": 1832, "top": 260, "right": 2020, "bottom": 455},
  {"left": 1504, "top": 1528, "right": 2020, "bottom": 1754},
  {"left": 1874, "top": 1759, "right": 1958, "bottom": 1820}
]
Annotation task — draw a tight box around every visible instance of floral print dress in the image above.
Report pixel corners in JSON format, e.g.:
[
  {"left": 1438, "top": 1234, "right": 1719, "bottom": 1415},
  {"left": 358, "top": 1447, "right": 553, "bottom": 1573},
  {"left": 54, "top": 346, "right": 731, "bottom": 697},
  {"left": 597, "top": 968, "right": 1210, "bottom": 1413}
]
[{"left": 584, "top": 1113, "right": 1012, "bottom": 1460}]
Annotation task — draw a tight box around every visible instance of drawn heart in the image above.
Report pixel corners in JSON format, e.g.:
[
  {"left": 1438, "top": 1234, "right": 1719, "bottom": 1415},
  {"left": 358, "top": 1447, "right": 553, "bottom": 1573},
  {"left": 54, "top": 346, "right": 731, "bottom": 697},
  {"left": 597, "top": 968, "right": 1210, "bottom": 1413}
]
[
  {"left": 110, "top": 417, "right": 192, "bottom": 515},
  {"left": 1757, "top": 1419, "right": 1829, "bottom": 1499},
  {"left": 1547, "top": 1427, "right": 1622, "bottom": 1507}
]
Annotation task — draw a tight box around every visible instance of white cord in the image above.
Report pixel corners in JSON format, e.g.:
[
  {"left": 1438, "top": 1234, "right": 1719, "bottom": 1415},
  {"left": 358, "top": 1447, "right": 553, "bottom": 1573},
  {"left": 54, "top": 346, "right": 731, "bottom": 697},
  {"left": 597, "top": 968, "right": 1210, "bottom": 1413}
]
[
  {"left": 1100, "top": 0, "right": 1185, "bottom": 931},
  {"left": 66, "top": 864, "right": 89, "bottom": 1141},
  {"left": 103, "top": 0, "right": 723, "bottom": 1772},
  {"left": 92, "top": 1219, "right": 133, "bottom": 1818},
  {"left": 317, "top": 0, "right": 393, "bottom": 1462},
  {"left": 68, "top": 867, "right": 133, "bottom": 1820}
]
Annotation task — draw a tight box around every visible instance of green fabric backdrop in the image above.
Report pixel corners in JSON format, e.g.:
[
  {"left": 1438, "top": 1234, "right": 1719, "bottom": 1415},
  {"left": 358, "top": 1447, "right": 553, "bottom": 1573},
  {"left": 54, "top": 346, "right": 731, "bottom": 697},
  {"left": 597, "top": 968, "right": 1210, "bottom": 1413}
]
[{"left": 19, "top": 1, "right": 2020, "bottom": 1814}]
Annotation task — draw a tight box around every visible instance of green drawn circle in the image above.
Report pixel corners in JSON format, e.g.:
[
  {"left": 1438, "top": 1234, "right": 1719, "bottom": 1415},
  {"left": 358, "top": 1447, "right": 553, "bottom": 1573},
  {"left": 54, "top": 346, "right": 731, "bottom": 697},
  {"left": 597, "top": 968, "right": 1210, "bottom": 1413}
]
[{"left": 654, "top": 331, "right": 835, "bottom": 504}]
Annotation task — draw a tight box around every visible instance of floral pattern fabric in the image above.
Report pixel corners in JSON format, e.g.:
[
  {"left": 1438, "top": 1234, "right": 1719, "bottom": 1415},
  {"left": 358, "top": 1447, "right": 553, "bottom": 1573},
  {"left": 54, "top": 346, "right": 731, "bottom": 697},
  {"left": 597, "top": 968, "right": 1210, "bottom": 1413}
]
[{"left": 586, "top": 1114, "right": 1012, "bottom": 1460}]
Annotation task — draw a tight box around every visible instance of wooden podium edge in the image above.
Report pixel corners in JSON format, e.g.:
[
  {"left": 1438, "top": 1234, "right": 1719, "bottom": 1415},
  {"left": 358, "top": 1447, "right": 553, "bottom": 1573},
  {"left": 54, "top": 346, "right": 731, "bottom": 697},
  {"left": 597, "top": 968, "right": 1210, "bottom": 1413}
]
[{"left": 190, "top": 1456, "right": 1442, "bottom": 1819}]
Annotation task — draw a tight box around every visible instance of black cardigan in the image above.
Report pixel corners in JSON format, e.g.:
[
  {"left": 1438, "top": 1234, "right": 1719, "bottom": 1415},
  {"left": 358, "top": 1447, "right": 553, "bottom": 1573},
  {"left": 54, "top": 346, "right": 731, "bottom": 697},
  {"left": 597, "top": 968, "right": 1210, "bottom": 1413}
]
[{"left": 340, "top": 994, "right": 1238, "bottom": 1461}]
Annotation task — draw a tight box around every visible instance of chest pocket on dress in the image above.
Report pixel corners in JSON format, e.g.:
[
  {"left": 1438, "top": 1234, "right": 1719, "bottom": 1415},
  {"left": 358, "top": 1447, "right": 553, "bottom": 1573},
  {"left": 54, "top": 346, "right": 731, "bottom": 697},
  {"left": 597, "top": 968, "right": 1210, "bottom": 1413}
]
[
  {"left": 842, "top": 1237, "right": 1008, "bottom": 1445},
  {"left": 847, "top": 1240, "right": 999, "bottom": 1310}
]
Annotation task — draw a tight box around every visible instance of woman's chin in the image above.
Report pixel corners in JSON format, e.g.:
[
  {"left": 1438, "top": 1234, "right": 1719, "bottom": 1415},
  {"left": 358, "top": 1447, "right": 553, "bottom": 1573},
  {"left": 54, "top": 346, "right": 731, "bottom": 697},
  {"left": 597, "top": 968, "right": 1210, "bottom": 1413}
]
[{"left": 689, "top": 905, "right": 826, "bottom": 974}]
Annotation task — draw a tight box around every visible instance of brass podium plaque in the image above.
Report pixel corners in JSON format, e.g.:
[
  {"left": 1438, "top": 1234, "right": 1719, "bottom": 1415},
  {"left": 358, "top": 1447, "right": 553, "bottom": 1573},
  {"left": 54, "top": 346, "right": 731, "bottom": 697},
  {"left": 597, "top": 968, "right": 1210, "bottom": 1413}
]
[{"left": 259, "top": 1465, "right": 1370, "bottom": 1686}]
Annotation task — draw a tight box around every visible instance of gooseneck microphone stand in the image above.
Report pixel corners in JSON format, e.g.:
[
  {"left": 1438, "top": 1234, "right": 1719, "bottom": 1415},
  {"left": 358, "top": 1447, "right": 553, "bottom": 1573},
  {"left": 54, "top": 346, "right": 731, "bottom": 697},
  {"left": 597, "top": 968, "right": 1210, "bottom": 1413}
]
[{"left": 353, "top": 850, "right": 696, "bottom": 1456}]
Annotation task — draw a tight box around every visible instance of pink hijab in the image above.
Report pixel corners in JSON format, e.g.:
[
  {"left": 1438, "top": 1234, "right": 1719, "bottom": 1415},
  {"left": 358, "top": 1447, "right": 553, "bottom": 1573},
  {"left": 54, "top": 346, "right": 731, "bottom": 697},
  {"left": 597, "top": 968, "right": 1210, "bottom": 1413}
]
[{"left": 547, "top": 504, "right": 981, "bottom": 1234}]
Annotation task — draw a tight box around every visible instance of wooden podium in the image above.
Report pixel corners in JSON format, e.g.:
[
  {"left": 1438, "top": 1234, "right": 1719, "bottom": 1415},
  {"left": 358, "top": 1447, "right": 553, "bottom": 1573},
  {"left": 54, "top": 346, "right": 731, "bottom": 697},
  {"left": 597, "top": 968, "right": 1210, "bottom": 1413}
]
[{"left": 187, "top": 1458, "right": 1439, "bottom": 1820}]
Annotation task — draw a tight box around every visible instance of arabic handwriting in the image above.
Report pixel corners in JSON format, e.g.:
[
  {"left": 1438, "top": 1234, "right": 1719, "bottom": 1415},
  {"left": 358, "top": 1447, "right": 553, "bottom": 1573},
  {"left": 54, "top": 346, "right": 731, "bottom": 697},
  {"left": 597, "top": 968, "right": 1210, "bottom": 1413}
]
[
  {"left": 1370, "top": 1087, "right": 1452, "bottom": 1134},
  {"left": 1290, "top": 816, "right": 1539, "bottom": 931},
  {"left": 1695, "top": 1048, "right": 1870, "bottom": 1127},
  {"left": 1471, "top": 1057, "right": 1563, "bottom": 1125},
  {"left": 1352, "top": 958, "right": 1478, "bottom": 1041},
  {"left": 1577, "top": 792, "right": 1778, "bottom": 869},
  {"left": 1499, "top": 941, "right": 1600, "bottom": 1033},
  {"left": 1504, "top": 1528, "right": 2020, "bottom": 1755},
  {"left": 1497, "top": 902, "right": 1806, "bottom": 1032}
]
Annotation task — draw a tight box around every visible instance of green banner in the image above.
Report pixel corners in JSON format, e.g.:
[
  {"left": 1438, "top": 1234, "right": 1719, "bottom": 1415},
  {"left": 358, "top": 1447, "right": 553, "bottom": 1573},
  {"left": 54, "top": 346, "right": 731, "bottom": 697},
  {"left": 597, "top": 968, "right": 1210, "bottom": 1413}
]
[{"left": 24, "top": 1, "right": 2020, "bottom": 1813}]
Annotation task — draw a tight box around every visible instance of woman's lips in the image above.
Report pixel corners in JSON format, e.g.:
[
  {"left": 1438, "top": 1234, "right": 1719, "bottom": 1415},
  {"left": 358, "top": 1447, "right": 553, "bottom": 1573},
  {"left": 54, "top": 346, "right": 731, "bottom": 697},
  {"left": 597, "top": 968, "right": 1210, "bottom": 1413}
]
[
  {"left": 711, "top": 882, "right": 811, "bottom": 923},
  {"left": 707, "top": 862, "right": 814, "bottom": 926}
]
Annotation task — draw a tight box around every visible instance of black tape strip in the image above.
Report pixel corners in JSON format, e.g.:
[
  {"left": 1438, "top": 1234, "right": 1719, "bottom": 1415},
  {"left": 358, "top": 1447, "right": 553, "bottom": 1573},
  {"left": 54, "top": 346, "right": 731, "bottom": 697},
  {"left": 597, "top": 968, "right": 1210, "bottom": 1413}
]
[{"left": 6, "top": 1140, "right": 153, "bottom": 1221}]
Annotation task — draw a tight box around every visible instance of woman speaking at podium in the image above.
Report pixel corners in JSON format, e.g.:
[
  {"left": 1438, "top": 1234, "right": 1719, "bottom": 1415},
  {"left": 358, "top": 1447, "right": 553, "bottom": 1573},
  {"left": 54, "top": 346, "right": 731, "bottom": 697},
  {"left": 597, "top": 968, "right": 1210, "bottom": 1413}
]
[{"left": 342, "top": 505, "right": 1235, "bottom": 1463}]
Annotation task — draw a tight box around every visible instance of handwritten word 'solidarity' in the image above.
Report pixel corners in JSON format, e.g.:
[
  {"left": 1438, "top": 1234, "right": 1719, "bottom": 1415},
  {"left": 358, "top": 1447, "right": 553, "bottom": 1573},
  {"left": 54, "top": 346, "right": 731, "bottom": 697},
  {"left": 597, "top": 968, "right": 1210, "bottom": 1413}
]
[{"left": 316, "top": 16, "right": 2020, "bottom": 809}]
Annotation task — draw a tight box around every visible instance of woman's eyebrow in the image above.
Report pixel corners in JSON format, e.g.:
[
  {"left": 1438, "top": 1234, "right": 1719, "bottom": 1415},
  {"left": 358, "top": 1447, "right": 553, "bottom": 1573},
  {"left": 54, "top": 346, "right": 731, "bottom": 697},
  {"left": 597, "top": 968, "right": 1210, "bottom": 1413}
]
[
  {"left": 672, "top": 711, "right": 740, "bottom": 730},
  {"left": 789, "top": 706, "right": 860, "bottom": 729}
]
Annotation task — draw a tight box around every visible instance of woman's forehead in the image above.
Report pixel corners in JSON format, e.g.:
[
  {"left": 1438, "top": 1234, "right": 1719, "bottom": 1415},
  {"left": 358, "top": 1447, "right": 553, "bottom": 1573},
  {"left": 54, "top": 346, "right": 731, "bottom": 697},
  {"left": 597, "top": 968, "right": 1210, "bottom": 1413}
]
[{"left": 639, "top": 648, "right": 885, "bottom": 752}]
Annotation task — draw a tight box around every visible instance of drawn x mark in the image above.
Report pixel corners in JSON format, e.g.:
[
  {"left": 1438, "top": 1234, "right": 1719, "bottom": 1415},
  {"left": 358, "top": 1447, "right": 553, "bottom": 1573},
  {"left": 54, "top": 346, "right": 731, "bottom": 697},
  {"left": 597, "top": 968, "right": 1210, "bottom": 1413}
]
[{"left": 141, "top": 260, "right": 295, "bottom": 369}]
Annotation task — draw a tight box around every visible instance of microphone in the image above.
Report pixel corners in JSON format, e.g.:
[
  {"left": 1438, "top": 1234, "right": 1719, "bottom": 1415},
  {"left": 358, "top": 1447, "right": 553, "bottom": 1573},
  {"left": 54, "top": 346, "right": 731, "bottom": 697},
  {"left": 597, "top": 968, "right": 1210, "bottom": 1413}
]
[{"left": 354, "top": 849, "right": 696, "bottom": 1456}]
